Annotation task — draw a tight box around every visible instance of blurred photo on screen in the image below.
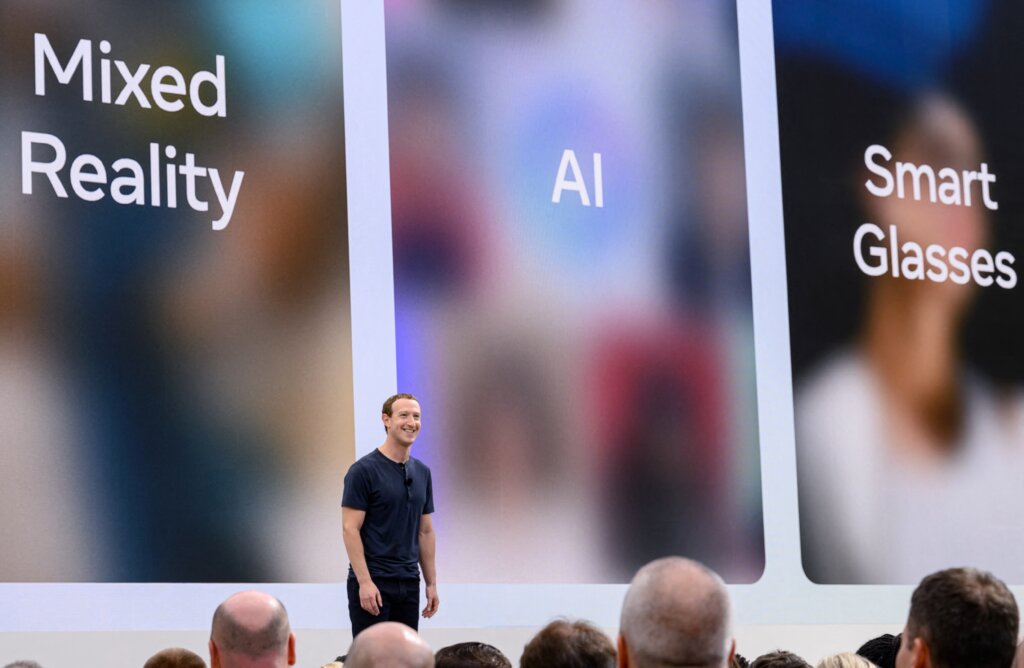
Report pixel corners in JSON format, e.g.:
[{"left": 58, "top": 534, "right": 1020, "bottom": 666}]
[
  {"left": 0, "top": 0, "right": 352, "bottom": 581},
  {"left": 775, "top": 0, "right": 1024, "bottom": 583},
  {"left": 384, "top": 0, "right": 764, "bottom": 583}
]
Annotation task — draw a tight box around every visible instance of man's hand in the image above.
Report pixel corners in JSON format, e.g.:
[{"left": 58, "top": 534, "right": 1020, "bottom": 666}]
[
  {"left": 422, "top": 584, "right": 439, "bottom": 618},
  {"left": 359, "top": 580, "right": 382, "bottom": 616}
]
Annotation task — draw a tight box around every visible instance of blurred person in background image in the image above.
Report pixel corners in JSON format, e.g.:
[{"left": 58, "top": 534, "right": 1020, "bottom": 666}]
[
  {"left": 520, "top": 619, "right": 616, "bottom": 668},
  {"left": 797, "top": 93, "right": 1024, "bottom": 583},
  {"left": 342, "top": 394, "right": 439, "bottom": 640},
  {"left": 895, "top": 567, "right": 1017, "bottom": 668},
  {"left": 209, "top": 591, "right": 295, "bottom": 668},
  {"left": 617, "top": 557, "right": 735, "bottom": 668}
]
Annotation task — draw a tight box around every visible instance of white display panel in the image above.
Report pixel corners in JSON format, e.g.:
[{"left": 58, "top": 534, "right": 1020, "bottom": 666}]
[{"left": 342, "top": 0, "right": 915, "bottom": 629}]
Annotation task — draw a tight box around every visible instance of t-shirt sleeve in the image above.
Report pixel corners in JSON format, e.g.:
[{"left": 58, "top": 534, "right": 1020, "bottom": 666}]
[
  {"left": 422, "top": 467, "right": 434, "bottom": 515},
  {"left": 341, "top": 463, "right": 371, "bottom": 510}
]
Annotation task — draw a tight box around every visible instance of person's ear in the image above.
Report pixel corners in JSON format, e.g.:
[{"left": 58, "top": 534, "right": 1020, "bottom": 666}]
[
  {"left": 727, "top": 638, "right": 736, "bottom": 666},
  {"left": 912, "top": 636, "right": 929, "bottom": 668},
  {"left": 209, "top": 639, "right": 220, "bottom": 668},
  {"left": 617, "top": 634, "right": 629, "bottom": 668},
  {"left": 288, "top": 631, "right": 297, "bottom": 665}
]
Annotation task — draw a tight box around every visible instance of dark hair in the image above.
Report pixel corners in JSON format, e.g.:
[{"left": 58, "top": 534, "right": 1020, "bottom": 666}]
[
  {"left": 383, "top": 393, "right": 419, "bottom": 417},
  {"left": 143, "top": 648, "right": 207, "bottom": 668},
  {"left": 732, "top": 653, "right": 750, "bottom": 668},
  {"left": 905, "top": 567, "right": 1018, "bottom": 668},
  {"left": 749, "top": 650, "right": 812, "bottom": 668},
  {"left": 855, "top": 633, "right": 900, "bottom": 668},
  {"left": 435, "top": 642, "right": 512, "bottom": 668},
  {"left": 520, "top": 619, "right": 615, "bottom": 668}
]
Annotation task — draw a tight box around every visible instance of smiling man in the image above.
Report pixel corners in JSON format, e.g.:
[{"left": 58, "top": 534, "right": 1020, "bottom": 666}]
[{"left": 342, "top": 393, "right": 439, "bottom": 641}]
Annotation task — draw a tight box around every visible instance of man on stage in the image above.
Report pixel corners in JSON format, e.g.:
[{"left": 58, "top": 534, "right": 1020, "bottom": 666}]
[{"left": 342, "top": 393, "right": 439, "bottom": 638}]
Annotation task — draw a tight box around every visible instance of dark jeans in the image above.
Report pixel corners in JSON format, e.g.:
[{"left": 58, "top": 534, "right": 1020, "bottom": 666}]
[{"left": 347, "top": 576, "right": 420, "bottom": 638}]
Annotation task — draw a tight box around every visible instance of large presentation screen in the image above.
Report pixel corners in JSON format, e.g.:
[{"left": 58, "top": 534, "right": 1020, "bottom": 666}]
[
  {"left": 775, "top": 0, "right": 1024, "bottom": 584},
  {"left": 384, "top": 0, "right": 764, "bottom": 584},
  {"left": 0, "top": 1, "right": 352, "bottom": 582}
]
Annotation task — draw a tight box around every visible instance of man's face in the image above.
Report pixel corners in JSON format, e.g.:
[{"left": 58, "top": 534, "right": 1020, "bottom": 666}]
[{"left": 384, "top": 398, "right": 421, "bottom": 446}]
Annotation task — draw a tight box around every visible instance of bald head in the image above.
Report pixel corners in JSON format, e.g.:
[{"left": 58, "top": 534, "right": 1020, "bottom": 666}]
[
  {"left": 210, "top": 591, "right": 294, "bottom": 667},
  {"left": 346, "top": 622, "right": 434, "bottom": 668},
  {"left": 619, "top": 557, "right": 733, "bottom": 668}
]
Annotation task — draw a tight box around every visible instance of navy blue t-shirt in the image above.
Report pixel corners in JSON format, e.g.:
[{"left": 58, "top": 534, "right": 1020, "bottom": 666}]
[{"left": 342, "top": 449, "right": 434, "bottom": 580}]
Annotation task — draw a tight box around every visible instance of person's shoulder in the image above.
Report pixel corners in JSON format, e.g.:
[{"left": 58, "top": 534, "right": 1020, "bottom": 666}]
[
  {"left": 346, "top": 449, "right": 385, "bottom": 475},
  {"left": 409, "top": 455, "right": 432, "bottom": 472},
  {"left": 796, "top": 348, "right": 876, "bottom": 421}
]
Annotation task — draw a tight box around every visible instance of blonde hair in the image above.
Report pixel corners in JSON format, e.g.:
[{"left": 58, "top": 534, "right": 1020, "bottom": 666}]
[{"left": 816, "top": 653, "right": 876, "bottom": 668}]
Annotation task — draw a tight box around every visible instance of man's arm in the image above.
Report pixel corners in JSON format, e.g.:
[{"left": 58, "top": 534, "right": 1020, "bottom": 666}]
[
  {"left": 419, "top": 513, "right": 439, "bottom": 618},
  {"left": 342, "top": 506, "right": 382, "bottom": 616}
]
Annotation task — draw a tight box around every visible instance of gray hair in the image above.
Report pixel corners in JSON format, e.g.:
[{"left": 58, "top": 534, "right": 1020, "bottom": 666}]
[
  {"left": 620, "top": 557, "right": 732, "bottom": 668},
  {"left": 346, "top": 622, "right": 434, "bottom": 668},
  {"left": 210, "top": 591, "right": 291, "bottom": 658}
]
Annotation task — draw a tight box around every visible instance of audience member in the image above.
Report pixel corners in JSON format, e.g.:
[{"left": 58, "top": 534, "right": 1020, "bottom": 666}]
[
  {"left": 855, "top": 634, "right": 899, "bottom": 668},
  {"left": 1012, "top": 640, "right": 1024, "bottom": 668},
  {"left": 816, "top": 653, "right": 875, "bottom": 668},
  {"left": 749, "top": 651, "right": 812, "bottom": 668},
  {"left": 3, "top": 663, "right": 43, "bottom": 668},
  {"left": 733, "top": 653, "right": 750, "bottom": 668},
  {"left": 435, "top": 641, "right": 512, "bottom": 668},
  {"left": 521, "top": 619, "right": 615, "bottom": 668},
  {"left": 618, "top": 556, "right": 735, "bottom": 668},
  {"left": 345, "top": 621, "right": 434, "bottom": 668},
  {"left": 145, "top": 648, "right": 207, "bottom": 668},
  {"left": 895, "top": 567, "right": 1018, "bottom": 668},
  {"left": 209, "top": 591, "right": 296, "bottom": 668}
]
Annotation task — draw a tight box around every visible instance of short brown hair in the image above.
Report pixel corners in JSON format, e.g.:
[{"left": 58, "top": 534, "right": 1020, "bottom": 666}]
[
  {"left": 143, "top": 648, "right": 207, "bottom": 668},
  {"left": 905, "top": 567, "right": 1018, "bottom": 668},
  {"left": 436, "top": 641, "right": 512, "bottom": 668},
  {"left": 382, "top": 393, "right": 419, "bottom": 416},
  {"left": 750, "top": 651, "right": 812, "bottom": 668},
  {"left": 521, "top": 619, "right": 615, "bottom": 668}
]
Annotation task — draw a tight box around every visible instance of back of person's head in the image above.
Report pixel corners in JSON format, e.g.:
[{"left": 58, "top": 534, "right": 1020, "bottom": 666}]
[
  {"left": 855, "top": 633, "right": 899, "bottom": 668},
  {"left": 816, "top": 653, "right": 875, "bottom": 668},
  {"left": 619, "top": 557, "right": 734, "bottom": 668},
  {"left": 520, "top": 619, "right": 615, "bottom": 668},
  {"left": 749, "top": 651, "right": 811, "bottom": 668},
  {"left": 732, "top": 654, "right": 750, "bottom": 668},
  {"left": 346, "top": 622, "right": 434, "bottom": 668},
  {"left": 210, "top": 591, "right": 295, "bottom": 667},
  {"left": 851, "top": 631, "right": 901, "bottom": 667},
  {"left": 145, "top": 648, "right": 208, "bottom": 668},
  {"left": 435, "top": 641, "right": 511, "bottom": 668},
  {"left": 903, "top": 567, "right": 1018, "bottom": 668}
]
